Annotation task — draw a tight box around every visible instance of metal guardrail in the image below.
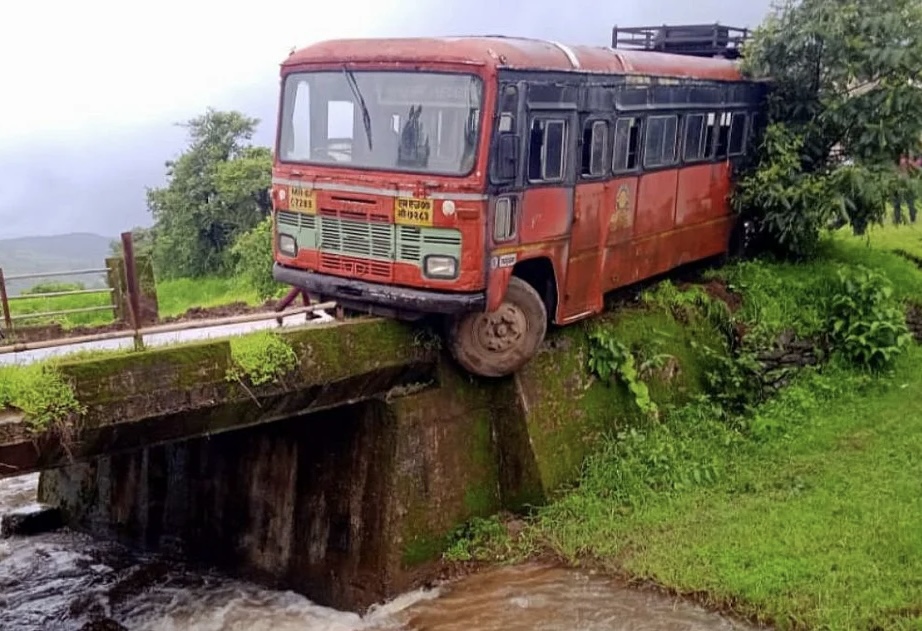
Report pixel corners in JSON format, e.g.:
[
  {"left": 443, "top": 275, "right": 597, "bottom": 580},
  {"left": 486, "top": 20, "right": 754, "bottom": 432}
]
[
  {"left": 0, "top": 302, "right": 338, "bottom": 356},
  {"left": 0, "top": 231, "right": 341, "bottom": 351},
  {"left": 0, "top": 267, "right": 114, "bottom": 333}
]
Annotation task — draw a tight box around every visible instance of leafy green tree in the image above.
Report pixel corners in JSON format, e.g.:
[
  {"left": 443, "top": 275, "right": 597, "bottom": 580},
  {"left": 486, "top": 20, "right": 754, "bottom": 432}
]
[
  {"left": 737, "top": 0, "right": 922, "bottom": 258},
  {"left": 108, "top": 226, "right": 156, "bottom": 258},
  {"left": 147, "top": 109, "right": 271, "bottom": 278}
]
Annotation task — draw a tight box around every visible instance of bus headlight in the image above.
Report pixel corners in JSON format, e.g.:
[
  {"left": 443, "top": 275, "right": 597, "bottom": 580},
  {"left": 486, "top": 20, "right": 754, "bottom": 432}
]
[
  {"left": 278, "top": 234, "right": 298, "bottom": 257},
  {"left": 424, "top": 255, "right": 458, "bottom": 279}
]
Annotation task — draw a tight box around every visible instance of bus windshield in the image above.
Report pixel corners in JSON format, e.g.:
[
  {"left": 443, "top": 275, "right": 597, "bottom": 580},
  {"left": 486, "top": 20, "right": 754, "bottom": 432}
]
[{"left": 279, "top": 71, "right": 484, "bottom": 176}]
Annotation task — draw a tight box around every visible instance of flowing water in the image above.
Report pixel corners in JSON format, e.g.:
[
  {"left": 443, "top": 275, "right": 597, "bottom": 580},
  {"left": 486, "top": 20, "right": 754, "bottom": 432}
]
[{"left": 0, "top": 474, "right": 757, "bottom": 631}]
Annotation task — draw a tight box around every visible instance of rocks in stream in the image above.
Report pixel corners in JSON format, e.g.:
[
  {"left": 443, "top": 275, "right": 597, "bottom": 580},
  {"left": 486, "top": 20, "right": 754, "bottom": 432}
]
[
  {"left": 79, "top": 620, "right": 128, "bottom": 631},
  {"left": 0, "top": 504, "right": 63, "bottom": 538}
]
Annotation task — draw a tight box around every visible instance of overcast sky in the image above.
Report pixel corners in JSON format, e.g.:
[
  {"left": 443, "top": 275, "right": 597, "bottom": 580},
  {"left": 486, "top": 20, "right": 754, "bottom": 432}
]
[{"left": 0, "top": 0, "right": 772, "bottom": 239}]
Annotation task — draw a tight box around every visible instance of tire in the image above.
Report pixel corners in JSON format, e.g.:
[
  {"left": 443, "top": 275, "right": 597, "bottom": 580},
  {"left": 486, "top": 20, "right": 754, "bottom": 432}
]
[{"left": 448, "top": 276, "right": 548, "bottom": 378}]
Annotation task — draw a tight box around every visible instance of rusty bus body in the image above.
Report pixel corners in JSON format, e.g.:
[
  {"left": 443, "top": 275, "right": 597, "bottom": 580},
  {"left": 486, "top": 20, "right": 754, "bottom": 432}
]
[{"left": 271, "top": 32, "right": 766, "bottom": 377}]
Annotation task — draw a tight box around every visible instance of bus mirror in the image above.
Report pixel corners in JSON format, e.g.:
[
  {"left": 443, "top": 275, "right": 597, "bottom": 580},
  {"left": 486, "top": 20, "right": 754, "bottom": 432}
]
[
  {"left": 497, "top": 133, "right": 519, "bottom": 180},
  {"left": 256, "top": 188, "right": 271, "bottom": 213}
]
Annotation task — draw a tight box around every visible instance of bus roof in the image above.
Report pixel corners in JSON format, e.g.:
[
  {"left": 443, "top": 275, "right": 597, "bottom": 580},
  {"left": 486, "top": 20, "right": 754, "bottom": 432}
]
[{"left": 283, "top": 36, "right": 745, "bottom": 82}]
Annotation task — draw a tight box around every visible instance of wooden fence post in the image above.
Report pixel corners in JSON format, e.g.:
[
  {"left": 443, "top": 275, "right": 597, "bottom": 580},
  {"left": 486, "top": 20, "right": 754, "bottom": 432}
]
[
  {"left": 121, "top": 232, "right": 144, "bottom": 350},
  {"left": 0, "top": 268, "right": 11, "bottom": 338},
  {"left": 133, "top": 254, "right": 159, "bottom": 326},
  {"left": 105, "top": 257, "right": 128, "bottom": 324}
]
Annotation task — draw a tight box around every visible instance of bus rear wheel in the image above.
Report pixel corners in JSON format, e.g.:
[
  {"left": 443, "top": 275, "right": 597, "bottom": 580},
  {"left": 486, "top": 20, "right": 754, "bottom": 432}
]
[{"left": 448, "top": 277, "right": 548, "bottom": 378}]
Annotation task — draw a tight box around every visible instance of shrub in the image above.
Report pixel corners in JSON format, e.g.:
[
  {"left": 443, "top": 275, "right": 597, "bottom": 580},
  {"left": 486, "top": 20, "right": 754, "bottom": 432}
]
[
  {"left": 230, "top": 216, "right": 283, "bottom": 301},
  {"left": 824, "top": 266, "right": 912, "bottom": 370}
]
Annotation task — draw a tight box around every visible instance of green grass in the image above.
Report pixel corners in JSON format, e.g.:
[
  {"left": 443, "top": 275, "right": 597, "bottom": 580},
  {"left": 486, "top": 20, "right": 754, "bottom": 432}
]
[
  {"left": 853, "top": 216, "right": 922, "bottom": 260},
  {"left": 8, "top": 289, "right": 117, "bottom": 328},
  {"left": 711, "top": 230, "right": 922, "bottom": 341},
  {"left": 533, "top": 352, "right": 922, "bottom": 631},
  {"left": 6, "top": 275, "right": 259, "bottom": 330},
  {"left": 450, "top": 237, "right": 922, "bottom": 630},
  {"left": 155, "top": 276, "right": 259, "bottom": 318}
]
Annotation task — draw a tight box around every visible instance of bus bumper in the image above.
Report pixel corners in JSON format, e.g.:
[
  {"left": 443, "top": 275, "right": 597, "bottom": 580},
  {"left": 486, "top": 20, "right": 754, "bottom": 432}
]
[{"left": 273, "top": 263, "right": 486, "bottom": 319}]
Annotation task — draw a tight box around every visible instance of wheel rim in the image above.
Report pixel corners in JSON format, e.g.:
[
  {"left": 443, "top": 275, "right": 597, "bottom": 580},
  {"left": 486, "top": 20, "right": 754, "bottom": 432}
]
[{"left": 471, "top": 303, "right": 528, "bottom": 354}]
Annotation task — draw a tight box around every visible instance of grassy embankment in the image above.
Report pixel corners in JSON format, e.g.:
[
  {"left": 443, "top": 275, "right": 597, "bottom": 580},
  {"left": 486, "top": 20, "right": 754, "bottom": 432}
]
[
  {"left": 6, "top": 276, "right": 260, "bottom": 329},
  {"left": 448, "top": 224, "right": 922, "bottom": 631}
]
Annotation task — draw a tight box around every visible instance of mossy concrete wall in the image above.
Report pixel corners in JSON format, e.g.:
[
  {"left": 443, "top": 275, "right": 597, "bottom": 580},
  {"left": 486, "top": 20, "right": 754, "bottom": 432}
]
[
  {"left": 505, "top": 305, "right": 720, "bottom": 505},
  {"left": 0, "top": 319, "right": 437, "bottom": 478},
  {"left": 33, "top": 302, "right": 722, "bottom": 611},
  {"left": 38, "top": 360, "right": 504, "bottom": 611}
]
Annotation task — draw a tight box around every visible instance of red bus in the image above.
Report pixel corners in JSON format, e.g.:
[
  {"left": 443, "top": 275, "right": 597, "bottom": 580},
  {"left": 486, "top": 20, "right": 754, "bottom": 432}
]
[{"left": 271, "top": 26, "right": 766, "bottom": 377}]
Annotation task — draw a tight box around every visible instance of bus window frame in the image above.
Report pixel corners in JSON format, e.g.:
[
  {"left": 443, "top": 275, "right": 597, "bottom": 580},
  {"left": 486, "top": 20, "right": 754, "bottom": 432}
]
[
  {"left": 580, "top": 118, "right": 611, "bottom": 181},
  {"left": 612, "top": 115, "right": 644, "bottom": 176},
  {"left": 681, "top": 112, "right": 710, "bottom": 164},
  {"left": 727, "top": 111, "right": 749, "bottom": 157},
  {"left": 642, "top": 113, "right": 680, "bottom": 170},
  {"left": 526, "top": 115, "right": 570, "bottom": 184}
]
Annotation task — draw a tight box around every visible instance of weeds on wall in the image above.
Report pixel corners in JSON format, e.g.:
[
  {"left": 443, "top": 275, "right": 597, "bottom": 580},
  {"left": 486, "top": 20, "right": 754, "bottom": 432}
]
[
  {"left": 226, "top": 331, "right": 299, "bottom": 387},
  {"left": 0, "top": 363, "right": 85, "bottom": 434},
  {"left": 587, "top": 329, "right": 658, "bottom": 419}
]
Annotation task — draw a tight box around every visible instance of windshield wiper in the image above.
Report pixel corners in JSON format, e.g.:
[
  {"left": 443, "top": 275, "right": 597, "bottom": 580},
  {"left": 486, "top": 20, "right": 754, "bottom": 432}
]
[{"left": 343, "top": 67, "right": 373, "bottom": 151}]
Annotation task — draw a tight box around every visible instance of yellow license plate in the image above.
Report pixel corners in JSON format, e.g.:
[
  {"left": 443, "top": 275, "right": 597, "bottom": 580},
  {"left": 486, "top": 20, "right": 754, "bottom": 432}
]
[
  {"left": 394, "top": 197, "right": 434, "bottom": 226},
  {"left": 289, "top": 186, "right": 316, "bottom": 214}
]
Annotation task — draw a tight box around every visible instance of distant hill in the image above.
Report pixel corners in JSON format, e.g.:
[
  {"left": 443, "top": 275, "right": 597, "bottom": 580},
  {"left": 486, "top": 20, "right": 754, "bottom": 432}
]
[{"left": 0, "top": 233, "right": 114, "bottom": 295}]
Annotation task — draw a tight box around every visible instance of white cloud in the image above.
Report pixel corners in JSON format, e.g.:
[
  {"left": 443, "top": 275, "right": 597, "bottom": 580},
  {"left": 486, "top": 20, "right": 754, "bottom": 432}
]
[{"left": 0, "top": 0, "right": 398, "bottom": 142}]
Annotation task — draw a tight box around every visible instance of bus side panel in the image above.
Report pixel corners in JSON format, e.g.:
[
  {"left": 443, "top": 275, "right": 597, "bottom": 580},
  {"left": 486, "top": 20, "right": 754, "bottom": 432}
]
[
  {"left": 519, "top": 187, "right": 571, "bottom": 243},
  {"left": 560, "top": 180, "right": 608, "bottom": 321},
  {"left": 675, "top": 163, "right": 716, "bottom": 227},
  {"left": 602, "top": 176, "right": 639, "bottom": 293},
  {"left": 485, "top": 187, "right": 569, "bottom": 313},
  {"left": 699, "top": 161, "right": 735, "bottom": 260},
  {"left": 634, "top": 169, "right": 678, "bottom": 238},
  {"left": 708, "top": 161, "right": 734, "bottom": 226}
]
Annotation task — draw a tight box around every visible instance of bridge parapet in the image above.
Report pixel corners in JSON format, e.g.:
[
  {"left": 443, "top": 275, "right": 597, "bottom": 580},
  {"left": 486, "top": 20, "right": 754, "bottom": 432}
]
[{"left": 0, "top": 318, "right": 437, "bottom": 478}]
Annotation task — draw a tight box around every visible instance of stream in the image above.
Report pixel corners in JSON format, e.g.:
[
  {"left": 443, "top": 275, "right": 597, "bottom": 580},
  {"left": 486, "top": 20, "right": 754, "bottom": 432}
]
[{"left": 0, "top": 474, "right": 755, "bottom": 631}]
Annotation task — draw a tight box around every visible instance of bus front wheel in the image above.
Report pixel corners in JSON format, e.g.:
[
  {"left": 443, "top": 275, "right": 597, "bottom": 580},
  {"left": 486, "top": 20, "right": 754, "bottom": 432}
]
[{"left": 448, "top": 277, "right": 548, "bottom": 378}]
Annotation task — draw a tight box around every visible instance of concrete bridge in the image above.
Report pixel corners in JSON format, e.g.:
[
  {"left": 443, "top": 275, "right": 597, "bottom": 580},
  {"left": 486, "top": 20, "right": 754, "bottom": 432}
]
[{"left": 0, "top": 312, "right": 711, "bottom": 611}]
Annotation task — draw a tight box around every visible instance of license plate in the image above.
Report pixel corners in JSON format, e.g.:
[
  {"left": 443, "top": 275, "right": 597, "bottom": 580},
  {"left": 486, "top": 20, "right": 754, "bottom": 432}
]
[
  {"left": 289, "top": 186, "right": 316, "bottom": 214},
  {"left": 394, "top": 197, "right": 434, "bottom": 226}
]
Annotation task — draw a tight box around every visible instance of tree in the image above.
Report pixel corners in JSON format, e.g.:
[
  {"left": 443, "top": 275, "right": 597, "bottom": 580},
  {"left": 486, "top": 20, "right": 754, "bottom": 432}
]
[
  {"left": 736, "top": 0, "right": 922, "bottom": 258},
  {"left": 109, "top": 226, "right": 155, "bottom": 258},
  {"left": 146, "top": 109, "right": 272, "bottom": 278}
]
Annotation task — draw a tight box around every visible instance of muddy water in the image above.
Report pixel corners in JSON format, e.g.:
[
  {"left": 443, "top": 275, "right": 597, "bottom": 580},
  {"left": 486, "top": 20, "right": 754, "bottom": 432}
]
[{"left": 0, "top": 475, "right": 754, "bottom": 631}]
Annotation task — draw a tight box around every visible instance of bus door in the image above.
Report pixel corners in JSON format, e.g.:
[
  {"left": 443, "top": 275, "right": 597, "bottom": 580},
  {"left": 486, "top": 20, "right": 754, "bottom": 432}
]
[
  {"left": 675, "top": 112, "right": 718, "bottom": 246},
  {"left": 563, "top": 118, "right": 610, "bottom": 322},
  {"left": 634, "top": 113, "right": 680, "bottom": 276},
  {"left": 519, "top": 110, "right": 578, "bottom": 316},
  {"left": 604, "top": 116, "right": 643, "bottom": 290}
]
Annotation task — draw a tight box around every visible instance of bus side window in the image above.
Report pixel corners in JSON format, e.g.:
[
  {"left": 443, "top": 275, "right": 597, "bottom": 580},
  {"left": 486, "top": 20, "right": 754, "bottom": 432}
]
[
  {"left": 581, "top": 120, "right": 609, "bottom": 178},
  {"left": 728, "top": 113, "right": 748, "bottom": 156},
  {"left": 612, "top": 117, "right": 641, "bottom": 173},
  {"left": 715, "top": 112, "right": 732, "bottom": 159},
  {"left": 704, "top": 112, "right": 717, "bottom": 159},
  {"left": 528, "top": 118, "right": 567, "bottom": 182},
  {"left": 643, "top": 115, "right": 678, "bottom": 168},
  {"left": 683, "top": 113, "right": 707, "bottom": 162}
]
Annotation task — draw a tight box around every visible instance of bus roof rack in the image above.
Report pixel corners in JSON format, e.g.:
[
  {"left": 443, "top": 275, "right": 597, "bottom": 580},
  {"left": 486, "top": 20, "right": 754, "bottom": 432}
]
[{"left": 611, "top": 24, "right": 750, "bottom": 59}]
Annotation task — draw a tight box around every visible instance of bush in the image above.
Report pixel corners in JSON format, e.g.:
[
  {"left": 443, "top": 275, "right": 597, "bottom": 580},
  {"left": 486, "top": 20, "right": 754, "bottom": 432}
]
[
  {"left": 732, "top": 125, "right": 837, "bottom": 260},
  {"left": 823, "top": 266, "right": 912, "bottom": 371},
  {"left": 230, "top": 216, "right": 283, "bottom": 301}
]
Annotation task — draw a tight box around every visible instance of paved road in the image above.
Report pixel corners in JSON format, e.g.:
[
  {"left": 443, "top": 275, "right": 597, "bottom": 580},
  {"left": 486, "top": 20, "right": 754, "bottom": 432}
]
[{"left": 0, "top": 309, "right": 334, "bottom": 367}]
